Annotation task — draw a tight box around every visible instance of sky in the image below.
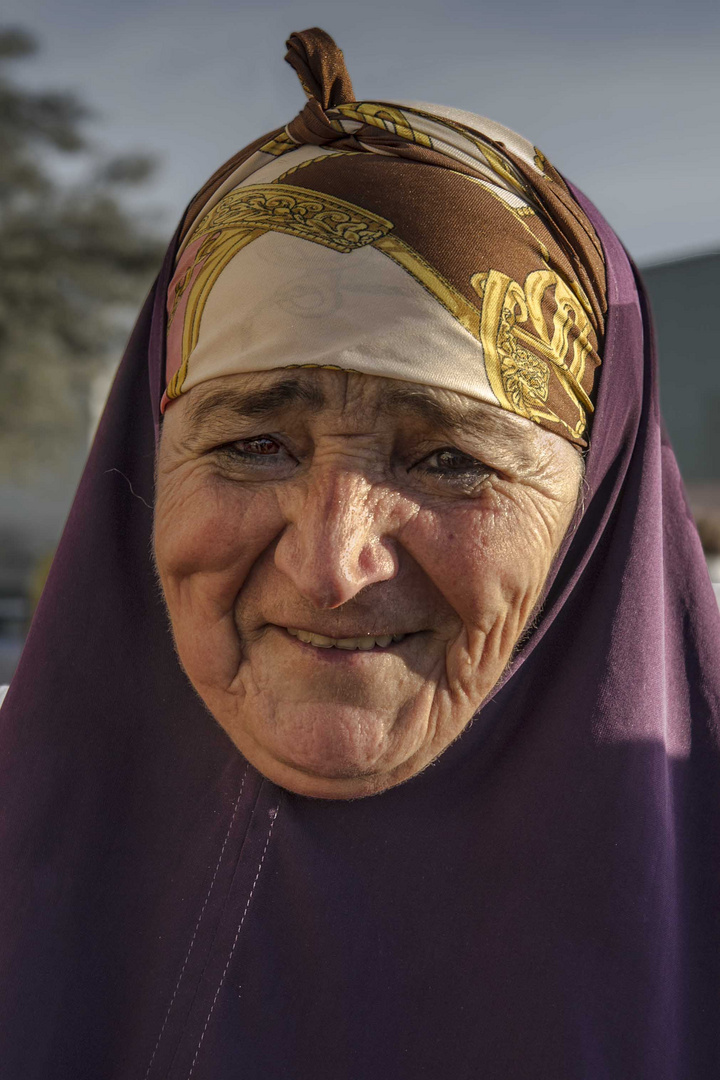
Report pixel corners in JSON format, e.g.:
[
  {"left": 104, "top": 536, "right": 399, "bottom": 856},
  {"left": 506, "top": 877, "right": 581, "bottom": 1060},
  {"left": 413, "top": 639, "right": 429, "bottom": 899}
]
[{"left": 3, "top": 0, "right": 720, "bottom": 265}]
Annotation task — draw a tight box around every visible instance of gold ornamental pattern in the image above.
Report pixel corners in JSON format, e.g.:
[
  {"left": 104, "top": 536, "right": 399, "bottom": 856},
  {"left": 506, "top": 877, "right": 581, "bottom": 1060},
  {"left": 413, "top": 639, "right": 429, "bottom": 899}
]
[
  {"left": 472, "top": 268, "right": 595, "bottom": 440},
  {"left": 195, "top": 184, "right": 395, "bottom": 253}
]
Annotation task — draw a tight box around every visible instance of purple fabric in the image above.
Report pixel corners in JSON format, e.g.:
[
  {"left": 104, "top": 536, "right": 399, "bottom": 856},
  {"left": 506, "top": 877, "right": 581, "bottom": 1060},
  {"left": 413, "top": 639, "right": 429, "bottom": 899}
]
[{"left": 1, "top": 188, "right": 719, "bottom": 1080}]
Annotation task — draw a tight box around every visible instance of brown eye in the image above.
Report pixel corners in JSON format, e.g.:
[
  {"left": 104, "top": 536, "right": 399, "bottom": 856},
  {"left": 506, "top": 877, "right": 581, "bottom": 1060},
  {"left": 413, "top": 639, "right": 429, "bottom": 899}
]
[
  {"left": 412, "top": 446, "right": 491, "bottom": 495},
  {"left": 215, "top": 434, "right": 296, "bottom": 477},
  {"left": 432, "top": 449, "right": 481, "bottom": 471},
  {"left": 423, "top": 448, "right": 487, "bottom": 473},
  {"left": 236, "top": 436, "right": 281, "bottom": 455}
]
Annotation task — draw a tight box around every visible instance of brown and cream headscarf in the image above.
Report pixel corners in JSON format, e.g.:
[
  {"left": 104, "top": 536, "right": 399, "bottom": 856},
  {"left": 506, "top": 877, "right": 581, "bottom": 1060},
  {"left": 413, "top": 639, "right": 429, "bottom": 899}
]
[{"left": 164, "top": 28, "right": 606, "bottom": 447}]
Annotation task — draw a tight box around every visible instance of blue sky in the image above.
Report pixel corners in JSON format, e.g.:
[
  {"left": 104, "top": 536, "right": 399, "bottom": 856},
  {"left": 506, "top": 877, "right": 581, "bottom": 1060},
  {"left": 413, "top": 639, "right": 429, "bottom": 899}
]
[{"left": 4, "top": 0, "right": 719, "bottom": 264}]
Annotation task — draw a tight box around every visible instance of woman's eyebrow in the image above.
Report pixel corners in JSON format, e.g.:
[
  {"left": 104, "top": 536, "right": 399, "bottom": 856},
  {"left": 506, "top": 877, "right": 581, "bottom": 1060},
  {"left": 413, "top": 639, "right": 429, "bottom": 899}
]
[
  {"left": 183, "top": 377, "right": 326, "bottom": 438},
  {"left": 381, "top": 386, "right": 541, "bottom": 470},
  {"left": 382, "top": 386, "right": 529, "bottom": 443}
]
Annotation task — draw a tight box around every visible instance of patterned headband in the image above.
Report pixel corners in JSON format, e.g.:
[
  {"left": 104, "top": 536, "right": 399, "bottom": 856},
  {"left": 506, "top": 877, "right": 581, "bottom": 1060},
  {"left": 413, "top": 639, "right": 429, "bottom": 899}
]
[{"left": 164, "top": 28, "right": 607, "bottom": 446}]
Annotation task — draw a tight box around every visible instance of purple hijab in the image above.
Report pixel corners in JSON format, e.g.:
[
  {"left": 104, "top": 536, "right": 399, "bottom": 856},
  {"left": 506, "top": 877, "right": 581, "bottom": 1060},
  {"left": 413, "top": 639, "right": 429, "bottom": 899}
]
[{"left": 1, "top": 178, "right": 719, "bottom": 1079}]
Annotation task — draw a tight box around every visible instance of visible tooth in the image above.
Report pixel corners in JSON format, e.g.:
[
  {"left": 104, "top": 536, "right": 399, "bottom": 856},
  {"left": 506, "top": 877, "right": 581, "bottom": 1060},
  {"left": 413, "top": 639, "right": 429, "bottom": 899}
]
[
  {"left": 296, "top": 629, "right": 334, "bottom": 647},
  {"left": 287, "top": 628, "right": 405, "bottom": 650}
]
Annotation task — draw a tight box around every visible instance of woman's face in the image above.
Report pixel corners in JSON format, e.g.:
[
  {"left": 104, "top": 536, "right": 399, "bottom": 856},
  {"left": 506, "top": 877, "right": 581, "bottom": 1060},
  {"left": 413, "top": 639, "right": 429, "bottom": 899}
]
[{"left": 154, "top": 369, "right": 582, "bottom": 799}]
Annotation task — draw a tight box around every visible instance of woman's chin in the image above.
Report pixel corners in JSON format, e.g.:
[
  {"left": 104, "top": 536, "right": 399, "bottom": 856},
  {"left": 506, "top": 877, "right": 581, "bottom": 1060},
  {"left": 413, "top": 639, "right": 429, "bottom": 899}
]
[{"left": 237, "top": 701, "right": 422, "bottom": 798}]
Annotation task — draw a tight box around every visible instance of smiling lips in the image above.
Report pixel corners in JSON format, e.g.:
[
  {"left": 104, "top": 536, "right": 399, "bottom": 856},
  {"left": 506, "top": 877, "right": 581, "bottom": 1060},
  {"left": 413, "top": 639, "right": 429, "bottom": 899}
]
[{"left": 286, "top": 627, "right": 407, "bottom": 651}]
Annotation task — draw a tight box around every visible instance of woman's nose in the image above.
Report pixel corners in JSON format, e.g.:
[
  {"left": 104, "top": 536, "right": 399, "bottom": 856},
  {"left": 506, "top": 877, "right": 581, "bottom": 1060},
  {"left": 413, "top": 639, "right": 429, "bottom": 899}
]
[{"left": 273, "top": 470, "right": 398, "bottom": 609}]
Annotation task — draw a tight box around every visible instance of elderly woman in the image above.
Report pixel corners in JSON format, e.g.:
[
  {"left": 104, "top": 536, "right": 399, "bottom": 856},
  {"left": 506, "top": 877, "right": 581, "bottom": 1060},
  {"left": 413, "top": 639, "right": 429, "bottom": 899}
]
[{"left": 1, "top": 27, "right": 719, "bottom": 1080}]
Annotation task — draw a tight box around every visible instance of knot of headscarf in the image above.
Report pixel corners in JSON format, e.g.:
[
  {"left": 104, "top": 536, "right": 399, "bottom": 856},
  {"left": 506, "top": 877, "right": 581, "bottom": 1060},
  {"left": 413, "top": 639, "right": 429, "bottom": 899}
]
[
  {"left": 285, "top": 29, "right": 396, "bottom": 153},
  {"left": 285, "top": 28, "right": 355, "bottom": 111},
  {"left": 285, "top": 29, "right": 357, "bottom": 146}
]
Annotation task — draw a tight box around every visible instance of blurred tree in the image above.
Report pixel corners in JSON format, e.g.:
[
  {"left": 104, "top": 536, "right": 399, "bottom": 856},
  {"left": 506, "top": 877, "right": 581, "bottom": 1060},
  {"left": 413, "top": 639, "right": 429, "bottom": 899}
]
[{"left": 0, "top": 27, "right": 163, "bottom": 475}]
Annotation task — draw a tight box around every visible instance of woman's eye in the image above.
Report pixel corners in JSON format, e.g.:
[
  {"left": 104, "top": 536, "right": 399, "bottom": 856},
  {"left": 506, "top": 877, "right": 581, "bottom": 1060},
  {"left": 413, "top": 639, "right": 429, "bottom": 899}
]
[
  {"left": 215, "top": 435, "right": 295, "bottom": 473},
  {"left": 233, "top": 436, "right": 282, "bottom": 456},
  {"left": 414, "top": 447, "right": 491, "bottom": 490},
  {"left": 426, "top": 449, "right": 481, "bottom": 471},
  {"left": 423, "top": 448, "right": 488, "bottom": 473}
]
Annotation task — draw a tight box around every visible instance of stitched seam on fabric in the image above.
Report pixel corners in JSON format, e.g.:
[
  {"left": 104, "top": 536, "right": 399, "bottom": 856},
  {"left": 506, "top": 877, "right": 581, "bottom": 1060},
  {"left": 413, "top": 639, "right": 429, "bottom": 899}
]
[
  {"left": 142, "top": 769, "right": 247, "bottom": 1080},
  {"left": 185, "top": 807, "right": 279, "bottom": 1080}
]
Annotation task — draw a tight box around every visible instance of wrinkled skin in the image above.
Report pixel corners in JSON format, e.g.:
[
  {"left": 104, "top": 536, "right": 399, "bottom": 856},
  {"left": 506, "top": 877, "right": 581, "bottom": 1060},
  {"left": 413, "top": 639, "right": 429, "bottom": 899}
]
[{"left": 154, "top": 369, "right": 583, "bottom": 799}]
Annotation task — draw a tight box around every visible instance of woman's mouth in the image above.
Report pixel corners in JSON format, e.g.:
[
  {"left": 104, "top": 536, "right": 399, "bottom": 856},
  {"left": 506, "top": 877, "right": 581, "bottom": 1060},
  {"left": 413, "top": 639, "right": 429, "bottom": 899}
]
[{"left": 285, "top": 628, "right": 407, "bottom": 651}]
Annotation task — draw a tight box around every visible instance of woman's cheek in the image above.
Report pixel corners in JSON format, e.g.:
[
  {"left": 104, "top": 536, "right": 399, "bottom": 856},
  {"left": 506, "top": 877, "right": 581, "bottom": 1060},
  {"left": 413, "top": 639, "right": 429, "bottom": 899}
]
[
  {"left": 155, "top": 479, "right": 281, "bottom": 676},
  {"left": 158, "top": 476, "right": 278, "bottom": 583},
  {"left": 397, "top": 502, "right": 506, "bottom": 625},
  {"left": 401, "top": 495, "right": 553, "bottom": 636}
]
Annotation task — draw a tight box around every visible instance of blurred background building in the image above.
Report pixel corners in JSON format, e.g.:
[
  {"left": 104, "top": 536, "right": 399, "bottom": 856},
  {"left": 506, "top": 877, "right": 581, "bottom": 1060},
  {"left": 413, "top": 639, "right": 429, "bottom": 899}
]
[
  {"left": 646, "top": 251, "right": 720, "bottom": 605},
  {"left": 1, "top": 1, "right": 719, "bottom": 682}
]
